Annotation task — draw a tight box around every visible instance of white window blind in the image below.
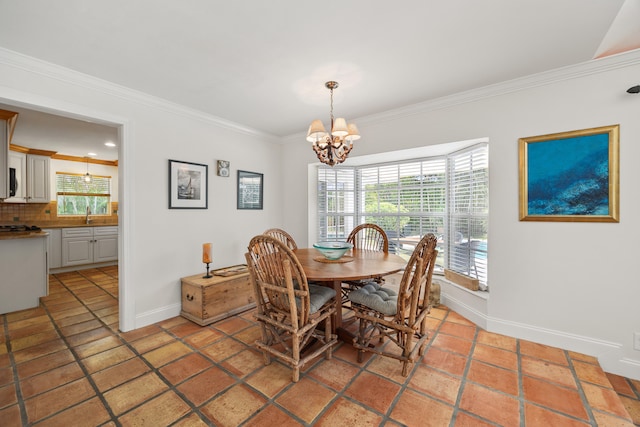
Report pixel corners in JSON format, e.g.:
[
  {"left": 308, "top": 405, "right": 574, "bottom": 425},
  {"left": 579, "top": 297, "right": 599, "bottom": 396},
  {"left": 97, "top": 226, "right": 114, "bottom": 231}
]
[
  {"left": 56, "top": 172, "right": 111, "bottom": 215},
  {"left": 447, "top": 145, "right": 489, "bottom": 288},
  {"left": 317, "top": 168, "right": 355, "bottom": 240},
  {"left": 316, "top": 143, "right": 489, "bottom": 289}
]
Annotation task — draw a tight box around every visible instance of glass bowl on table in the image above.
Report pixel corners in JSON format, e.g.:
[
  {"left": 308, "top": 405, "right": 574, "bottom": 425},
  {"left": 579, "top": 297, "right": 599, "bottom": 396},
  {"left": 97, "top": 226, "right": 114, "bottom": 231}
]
[{"left": 313, "top": 241, "right": 353, "bottom": 260}]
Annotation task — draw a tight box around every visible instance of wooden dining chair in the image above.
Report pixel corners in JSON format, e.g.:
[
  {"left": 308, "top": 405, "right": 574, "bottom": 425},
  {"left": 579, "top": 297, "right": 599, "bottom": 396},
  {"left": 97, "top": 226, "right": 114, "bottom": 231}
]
[
  {"left": 347, "top": 223, "right": 389, "bottom": 252},
  {"left": 263, "top": 228, "right": 298, "bottom": 250},
  {"left": 342, "top": 224, "right": 390, "bottom": 306},
  {"left": 245, "top": 234, "right": 337, "bottom": 382},
  {"left": 348, "top": 233, "right": 438, "bottom": 376}
]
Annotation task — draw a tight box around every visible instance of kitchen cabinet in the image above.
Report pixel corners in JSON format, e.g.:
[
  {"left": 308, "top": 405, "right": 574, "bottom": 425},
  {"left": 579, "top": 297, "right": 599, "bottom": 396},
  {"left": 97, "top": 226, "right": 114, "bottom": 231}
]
[
  {"left": 0, "top": 109, "right": 18, "bottom": 200},
  {"left": 3, "top": 152, "right": 50, "bottom": 203},
  {"left": 0, "top": 233, "right": 48, "bottom": 314},
  {"left": 27, "top": 154, "right": 50, "bottom": 203},
  {"left": 93, "top": 226, "right": 118, "bottom": 263},
  {"left": 43, "top": 228, "right": 62, "bottom": 269},
  {"left": 61, "top": 226, "right": 118, "bottom": 267}
]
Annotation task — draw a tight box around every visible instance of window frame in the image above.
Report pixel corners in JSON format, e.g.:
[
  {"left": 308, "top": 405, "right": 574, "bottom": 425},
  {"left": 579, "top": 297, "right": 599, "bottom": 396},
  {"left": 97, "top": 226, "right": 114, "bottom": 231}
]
[
  {"left": 316, "top": 143, "right": 489, "bottom": 289},
  {"left": 56, "top": 172, "right": 112, "bottom": 216}
]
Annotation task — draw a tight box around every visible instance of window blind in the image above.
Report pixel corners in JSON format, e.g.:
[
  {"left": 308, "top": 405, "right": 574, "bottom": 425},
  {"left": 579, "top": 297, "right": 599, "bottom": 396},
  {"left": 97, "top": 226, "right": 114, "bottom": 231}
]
[
  {"left": 317, "top": 142, "right": 489, "bottom": 289},
  {"left": 447, "top": 145, "right": 489, "bottom": 288},
  {"left": 56, "top": 172, "right": 112, "bottom": 216},
  {"left": 56, "top": 173, "right": 111, "bottom": 196}
]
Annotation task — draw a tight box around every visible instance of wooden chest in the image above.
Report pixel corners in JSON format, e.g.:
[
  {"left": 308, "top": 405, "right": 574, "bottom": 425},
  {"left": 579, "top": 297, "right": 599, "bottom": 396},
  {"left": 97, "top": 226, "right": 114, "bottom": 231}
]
[{"left": 180, "top": 265, "right": 256, "bottom": 326}]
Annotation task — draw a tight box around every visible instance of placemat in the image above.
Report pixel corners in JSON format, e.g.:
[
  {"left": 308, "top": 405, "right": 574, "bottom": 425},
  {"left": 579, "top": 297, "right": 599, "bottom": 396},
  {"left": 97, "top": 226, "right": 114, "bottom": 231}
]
[{"left": 313, "top": 256, "right": 354, "bottom": 263}]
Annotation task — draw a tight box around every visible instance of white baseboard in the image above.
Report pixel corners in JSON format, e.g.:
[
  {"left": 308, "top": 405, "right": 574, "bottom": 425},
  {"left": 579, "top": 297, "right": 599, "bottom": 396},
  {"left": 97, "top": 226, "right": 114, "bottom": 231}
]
[
  {"left": 438, "top": 278, "right": 640, "bottom": 380},
  {"left": 135, "top": 302, "right": 182, "bottom": 329},
  {"left": 487, "top": 316, "right": 640, "bottom": 380},
  {"left": 436, "top": 277, "right": 489, "bottom": 329}
]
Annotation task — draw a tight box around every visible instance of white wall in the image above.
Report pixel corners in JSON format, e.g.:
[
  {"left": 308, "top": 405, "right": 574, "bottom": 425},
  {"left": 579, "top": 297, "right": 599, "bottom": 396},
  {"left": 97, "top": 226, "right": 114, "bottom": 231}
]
[
  {"left": 0, "top": 48, "right": 283, "bottom": 333},
  {"left": 282, "top": 50, "right": 640, "bottom": 379}
]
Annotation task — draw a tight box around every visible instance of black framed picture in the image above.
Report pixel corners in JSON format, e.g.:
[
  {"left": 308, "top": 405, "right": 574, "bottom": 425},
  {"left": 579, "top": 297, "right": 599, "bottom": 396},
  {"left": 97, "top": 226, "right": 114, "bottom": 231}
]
[
  {"left": 168, "top": 159, "right": 208, "bottom": 209},
  {"left": 237, "top": 170, "right": 263, "bottom": 210}
]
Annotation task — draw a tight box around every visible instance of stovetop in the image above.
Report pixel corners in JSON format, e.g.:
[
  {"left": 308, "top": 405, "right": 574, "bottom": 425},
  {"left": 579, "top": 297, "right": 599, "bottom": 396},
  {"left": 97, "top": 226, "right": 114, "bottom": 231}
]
[{"left": 0, "top": 224, "right": 41, "bottom": 232}]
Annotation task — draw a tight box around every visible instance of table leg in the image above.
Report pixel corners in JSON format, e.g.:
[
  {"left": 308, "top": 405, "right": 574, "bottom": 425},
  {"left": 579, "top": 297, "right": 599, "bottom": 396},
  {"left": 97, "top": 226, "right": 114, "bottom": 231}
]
[
  {"left": 329, "top": 280, "right": 342, "bottom": 329},
  {"left": 328, "top": 280, "right": 358, "bottom": 344}
]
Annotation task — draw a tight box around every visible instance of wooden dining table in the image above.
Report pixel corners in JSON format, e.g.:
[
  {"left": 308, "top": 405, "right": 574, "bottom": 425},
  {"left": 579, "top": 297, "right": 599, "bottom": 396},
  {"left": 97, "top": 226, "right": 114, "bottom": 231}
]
[{"left": 294, "top": 248, "right": 407, "bottom": 341}]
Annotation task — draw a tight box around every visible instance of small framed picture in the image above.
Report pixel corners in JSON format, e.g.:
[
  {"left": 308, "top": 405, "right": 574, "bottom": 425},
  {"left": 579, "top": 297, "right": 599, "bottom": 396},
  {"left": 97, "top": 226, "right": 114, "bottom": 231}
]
[
  {"left": 217, "top": 160, "right": 230, "bottom": 177},
  {"left": 169, "top": 159, "right": 208, "bottom": 209},
  {"left": 237, "top": 170, "right": 263, "bottom": 210}
]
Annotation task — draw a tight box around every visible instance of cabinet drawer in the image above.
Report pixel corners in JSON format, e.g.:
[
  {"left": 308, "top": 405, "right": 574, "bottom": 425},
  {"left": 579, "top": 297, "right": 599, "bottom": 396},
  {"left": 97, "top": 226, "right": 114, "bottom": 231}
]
[
  {"left": 94, "top": 226, "right": 118, "bottom": 236},
  {"left": 62, "top": 227, "right": 93, "bottom": 238}
]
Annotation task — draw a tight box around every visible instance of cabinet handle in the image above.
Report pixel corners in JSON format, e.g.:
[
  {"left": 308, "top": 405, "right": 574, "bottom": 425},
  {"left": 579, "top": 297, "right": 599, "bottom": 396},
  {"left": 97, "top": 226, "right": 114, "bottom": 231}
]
[{"left": 186, "top": 294, "right": 194, "bottom": 301}]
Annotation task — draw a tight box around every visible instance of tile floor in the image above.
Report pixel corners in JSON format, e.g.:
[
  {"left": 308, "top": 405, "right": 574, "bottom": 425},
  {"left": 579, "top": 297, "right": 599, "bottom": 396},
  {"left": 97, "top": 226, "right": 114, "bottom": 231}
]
[{"left": 1, "top": 267, "right": 639, "bottom": 426}]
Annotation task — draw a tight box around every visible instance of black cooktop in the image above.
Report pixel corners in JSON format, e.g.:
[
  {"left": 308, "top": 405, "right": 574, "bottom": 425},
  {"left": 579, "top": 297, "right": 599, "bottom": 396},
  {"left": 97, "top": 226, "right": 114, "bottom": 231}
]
[{"left": 0, "top": 224, "right": 41, "bottom": 232}]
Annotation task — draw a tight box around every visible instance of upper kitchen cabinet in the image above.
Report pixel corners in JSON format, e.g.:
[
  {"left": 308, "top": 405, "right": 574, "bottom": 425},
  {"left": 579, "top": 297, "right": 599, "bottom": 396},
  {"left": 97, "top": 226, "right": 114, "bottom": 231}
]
[
  {"left": 0, "top": 109, "right": 19, "bottom": 200},
  {"left": 3, "top": 151, "right": 51, "bottom": 203},
  {"left": 26, "top": 154, "right": 50, "bottom": 202}
]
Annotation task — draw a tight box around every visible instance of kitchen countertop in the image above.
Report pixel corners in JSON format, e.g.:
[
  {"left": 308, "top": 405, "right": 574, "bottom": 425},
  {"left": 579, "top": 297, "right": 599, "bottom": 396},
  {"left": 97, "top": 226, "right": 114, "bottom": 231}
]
[
  {"left": 38, "top": 223, "right": 118, "bottom": 229},
  {"left": 0, "top": 231, "right": 48, "bottom": 240}
]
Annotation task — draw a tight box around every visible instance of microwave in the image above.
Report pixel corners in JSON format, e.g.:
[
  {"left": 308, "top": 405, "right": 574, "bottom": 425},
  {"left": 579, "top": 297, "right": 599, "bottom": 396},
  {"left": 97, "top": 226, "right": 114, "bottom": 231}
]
[{"left": 9, "top": 167, "right": 17, "bottom": 197}]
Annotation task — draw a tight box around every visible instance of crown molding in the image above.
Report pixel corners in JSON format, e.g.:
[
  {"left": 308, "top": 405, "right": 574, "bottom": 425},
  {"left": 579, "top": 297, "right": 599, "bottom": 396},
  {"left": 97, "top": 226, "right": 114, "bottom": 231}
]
[
  {"left": 2, "top": 47, "right": 639, "bottom": 145},
  {"left": 354, "top": 48, "right": 640, "bottom": 128},
  {"left": 0, "top": 47, "right": 279, "bottom": 142}
]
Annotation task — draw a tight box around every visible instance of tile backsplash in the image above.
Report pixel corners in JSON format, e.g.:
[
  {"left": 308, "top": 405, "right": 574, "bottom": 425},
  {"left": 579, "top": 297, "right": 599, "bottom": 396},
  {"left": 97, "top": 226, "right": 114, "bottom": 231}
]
[{"left": 0, "top": 201, "right": 118, "bottom": 226}]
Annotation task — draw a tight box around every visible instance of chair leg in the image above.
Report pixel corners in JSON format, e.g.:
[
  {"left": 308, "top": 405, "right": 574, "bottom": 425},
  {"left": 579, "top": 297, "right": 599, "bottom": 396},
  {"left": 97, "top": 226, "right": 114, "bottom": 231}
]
[
  {"left": 357, "top": 317, "right": 366, "bottom": 363},
  {"left": 325, "top": 316, "right": 333, "bottom": 360},
  {"left": 292, "top": 367, "right": 300, "bottom": 383},
  {"left": 402, "top": 360, "right": 410, "bottom": 377},
  {"left": 258, "top": 325, "right": 271, "bottom": 365},
  {"left": 402, "top": 332, "right": 413, "bottom": 377}
]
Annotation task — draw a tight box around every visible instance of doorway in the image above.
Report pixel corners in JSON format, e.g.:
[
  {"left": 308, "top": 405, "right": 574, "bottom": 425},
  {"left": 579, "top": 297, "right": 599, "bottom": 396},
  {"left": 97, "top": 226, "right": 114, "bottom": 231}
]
[{"left": 0, "top": 98, "right": 129, "bottom": 330}]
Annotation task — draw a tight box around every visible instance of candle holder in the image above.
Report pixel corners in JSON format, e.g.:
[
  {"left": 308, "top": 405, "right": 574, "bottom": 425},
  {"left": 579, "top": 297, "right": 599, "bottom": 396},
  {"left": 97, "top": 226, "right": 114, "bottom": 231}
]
[{"left": 203, "top": 262, "right": 212, "bottom": 278}]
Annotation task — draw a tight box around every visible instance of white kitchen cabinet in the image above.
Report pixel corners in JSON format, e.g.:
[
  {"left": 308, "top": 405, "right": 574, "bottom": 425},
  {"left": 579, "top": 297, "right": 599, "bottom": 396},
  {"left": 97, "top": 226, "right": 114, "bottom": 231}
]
[
  {"left": 0, "top": 110, "right": 18, "bottom": 200},
  {"left": 0, "top": 233, "right": 48, "bottom": 314},
  {"left": 61, "top": 226, "right": 118, "bottom": 267},
  {"left": 26, "top": 154, "right": 50, "bottom": 203},
  {"left": 62, "top": 227, "right": 93, "bottom": 266},
  {"left": 94, "top": 226, "right": 118, "bottom": 262},
  {"left": 3, "top": 152, "right": 50, "bottom": 203},
  {"left": 43, "top": 228, "right": 62, "bottom": 269}
]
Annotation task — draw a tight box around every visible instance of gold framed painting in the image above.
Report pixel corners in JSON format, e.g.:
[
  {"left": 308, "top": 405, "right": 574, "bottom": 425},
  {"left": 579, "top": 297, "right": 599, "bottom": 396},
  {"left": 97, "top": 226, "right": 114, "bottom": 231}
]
[{"left": 518, "top": 124, "right": 619, "bottom": 222}]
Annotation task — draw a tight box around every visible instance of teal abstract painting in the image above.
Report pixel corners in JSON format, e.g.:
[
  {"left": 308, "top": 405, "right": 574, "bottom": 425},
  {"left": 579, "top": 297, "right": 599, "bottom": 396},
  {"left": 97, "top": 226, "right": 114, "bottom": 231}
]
[{"left": 519, "top": 125, "right": 619, "bottom": 222}]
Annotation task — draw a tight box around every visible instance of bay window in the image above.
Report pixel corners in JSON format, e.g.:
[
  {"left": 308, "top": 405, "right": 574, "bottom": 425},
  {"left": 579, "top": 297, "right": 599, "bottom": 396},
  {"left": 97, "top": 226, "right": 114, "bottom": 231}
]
[{"left": 317, "top": 143, "right": 489, "bottom": 289}]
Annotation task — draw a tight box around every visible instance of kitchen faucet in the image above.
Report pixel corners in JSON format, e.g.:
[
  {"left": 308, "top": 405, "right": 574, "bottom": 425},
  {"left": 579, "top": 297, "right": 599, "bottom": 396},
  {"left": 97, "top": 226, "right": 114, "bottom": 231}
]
[{"left": 86, "top": 206, "right": 92, "bottom": 224}]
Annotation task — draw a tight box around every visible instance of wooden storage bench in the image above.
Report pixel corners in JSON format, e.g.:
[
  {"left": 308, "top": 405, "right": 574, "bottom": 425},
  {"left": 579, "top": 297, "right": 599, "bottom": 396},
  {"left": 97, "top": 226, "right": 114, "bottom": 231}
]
[{"left": 180, "top": 265, "right": 255, "bottom": 326}]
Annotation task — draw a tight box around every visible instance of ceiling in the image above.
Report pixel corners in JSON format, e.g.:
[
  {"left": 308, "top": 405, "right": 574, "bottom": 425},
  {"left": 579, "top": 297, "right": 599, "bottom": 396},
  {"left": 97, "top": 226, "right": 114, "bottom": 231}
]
[{"left": 1, "top": 0, "right": 639, "bottom": 162}]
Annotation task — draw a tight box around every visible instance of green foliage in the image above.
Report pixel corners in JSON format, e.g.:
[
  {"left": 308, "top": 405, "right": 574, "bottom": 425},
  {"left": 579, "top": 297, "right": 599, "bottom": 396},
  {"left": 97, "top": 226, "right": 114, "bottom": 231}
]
[{"left": 364, "top": 192, "right": 411, "bottom": 232}]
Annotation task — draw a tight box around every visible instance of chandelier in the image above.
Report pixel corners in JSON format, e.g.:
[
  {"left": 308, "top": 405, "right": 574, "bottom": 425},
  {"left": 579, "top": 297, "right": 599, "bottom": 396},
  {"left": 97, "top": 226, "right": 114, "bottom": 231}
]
[{"left": 306, "top": 81, "right": 360, "bottom": 166}]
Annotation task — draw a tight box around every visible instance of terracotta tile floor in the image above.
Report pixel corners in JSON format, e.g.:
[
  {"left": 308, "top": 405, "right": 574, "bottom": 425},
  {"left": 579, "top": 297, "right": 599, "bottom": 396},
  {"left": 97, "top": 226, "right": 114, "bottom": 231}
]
[{"left": 1, "top": 267, "right": 639, "bottom": 426}]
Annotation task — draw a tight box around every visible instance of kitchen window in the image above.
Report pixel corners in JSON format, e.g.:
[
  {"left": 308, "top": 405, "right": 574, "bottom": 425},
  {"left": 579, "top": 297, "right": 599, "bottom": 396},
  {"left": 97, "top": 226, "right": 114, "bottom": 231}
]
[
  {"left": 317, "top": 143, "right": 489, "bottom": 289},
  {"left": 56, "top": 172, "right": 111, "bottom": 216}
]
